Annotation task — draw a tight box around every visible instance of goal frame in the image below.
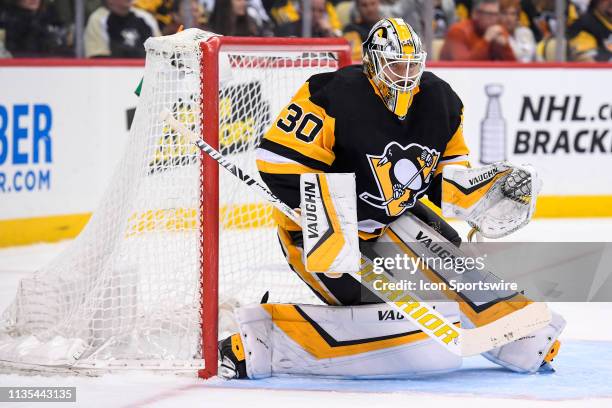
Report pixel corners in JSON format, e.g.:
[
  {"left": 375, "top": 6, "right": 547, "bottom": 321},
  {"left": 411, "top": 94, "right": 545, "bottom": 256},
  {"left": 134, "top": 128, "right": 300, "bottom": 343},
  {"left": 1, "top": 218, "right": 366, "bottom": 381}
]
[{"left": 199, "top": 36, "right": 352, "bottom": 378}]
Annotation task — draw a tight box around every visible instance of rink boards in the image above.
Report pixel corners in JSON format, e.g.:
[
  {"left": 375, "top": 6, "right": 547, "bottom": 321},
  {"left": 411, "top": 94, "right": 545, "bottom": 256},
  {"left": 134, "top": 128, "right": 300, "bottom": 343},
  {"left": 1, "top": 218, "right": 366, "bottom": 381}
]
[{"left": 0, "top": 62, "right": 611, "bottom": 246}]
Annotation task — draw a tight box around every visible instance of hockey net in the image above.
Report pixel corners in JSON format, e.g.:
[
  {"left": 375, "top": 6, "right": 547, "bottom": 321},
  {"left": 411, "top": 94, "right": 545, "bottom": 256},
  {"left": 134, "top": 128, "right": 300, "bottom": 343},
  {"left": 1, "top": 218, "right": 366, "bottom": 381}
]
[{"left": 0, "top": 30, "right": 351, "bottom": 377}]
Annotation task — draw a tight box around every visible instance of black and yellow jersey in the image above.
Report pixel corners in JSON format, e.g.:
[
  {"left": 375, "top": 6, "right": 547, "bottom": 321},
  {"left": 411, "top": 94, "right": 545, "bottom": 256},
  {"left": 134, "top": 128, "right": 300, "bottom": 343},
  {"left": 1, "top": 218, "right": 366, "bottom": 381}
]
[
  {"left": 568, "top": 10, "right": 612, "bottom": 62},
  {"left": 257, "top": 65, "right": 469, "bottom": 238},
  {"left": 269, "top": 0, "right": 341, "bottom": 30},
  {"left": 343, "top": 21, "right": 375, "bottom": 62},
  {"left": 134, "top": 0, "right": 176, "bottom": 27}
]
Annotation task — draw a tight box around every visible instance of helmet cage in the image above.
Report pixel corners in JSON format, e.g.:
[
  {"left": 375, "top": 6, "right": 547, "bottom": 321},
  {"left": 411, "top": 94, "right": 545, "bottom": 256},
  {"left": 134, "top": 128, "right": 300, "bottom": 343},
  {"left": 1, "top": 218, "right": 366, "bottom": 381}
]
[
  {"left": 362, "top": 18, "right": 426, "bottom": 118},
  {"left": 370, "top": 49, "right": 427, "bottom": 92}
]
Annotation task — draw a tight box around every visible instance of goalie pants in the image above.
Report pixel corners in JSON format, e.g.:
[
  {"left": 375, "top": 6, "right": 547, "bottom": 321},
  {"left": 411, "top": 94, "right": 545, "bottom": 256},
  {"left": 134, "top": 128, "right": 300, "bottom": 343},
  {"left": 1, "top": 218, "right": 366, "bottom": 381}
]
[{"left": 276, "top": 201, "right": 461, "bottom": 306}]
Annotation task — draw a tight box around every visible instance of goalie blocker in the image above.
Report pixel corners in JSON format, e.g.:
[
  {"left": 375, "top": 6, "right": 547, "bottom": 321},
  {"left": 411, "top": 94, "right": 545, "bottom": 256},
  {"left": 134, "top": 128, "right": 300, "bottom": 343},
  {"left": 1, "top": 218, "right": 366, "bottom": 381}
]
[{"left": 300, "top": 173, "right": 360, "bottom": 274}]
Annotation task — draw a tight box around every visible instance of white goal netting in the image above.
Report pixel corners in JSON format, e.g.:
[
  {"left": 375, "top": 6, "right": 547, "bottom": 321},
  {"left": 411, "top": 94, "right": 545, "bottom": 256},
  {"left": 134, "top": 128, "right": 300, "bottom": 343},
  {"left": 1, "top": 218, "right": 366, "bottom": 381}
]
[{"left": 0, "top": 30, "right": 343, "bottom": 372}]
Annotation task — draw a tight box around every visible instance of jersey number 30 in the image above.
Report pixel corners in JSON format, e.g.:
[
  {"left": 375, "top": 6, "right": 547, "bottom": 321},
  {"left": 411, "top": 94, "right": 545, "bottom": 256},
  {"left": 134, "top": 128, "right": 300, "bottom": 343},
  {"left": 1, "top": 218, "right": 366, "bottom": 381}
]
[{"left": 276, "top": 103, "right": 323, "bottom": 143}]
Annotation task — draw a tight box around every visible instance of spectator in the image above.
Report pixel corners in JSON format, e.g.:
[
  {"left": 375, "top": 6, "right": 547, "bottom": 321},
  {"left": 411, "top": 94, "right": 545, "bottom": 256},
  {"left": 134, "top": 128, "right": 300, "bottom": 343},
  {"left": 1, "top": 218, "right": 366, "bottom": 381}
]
[
  {"left": 377, "top": 0, "right": 401, "bottom": 19},
  {"left": 343, "top": 0, "right": 380, "bottom": 60},
  {"left": 202, "top": 0, "right": 214, "bottom": 14},
  {"left": 524, "top": 0, "right": 580, "bottom": 43},
  {"left": 0, "top": 0, "right": 71, "bottom": 57},
  {"left": 52, "top": 0, "right": 102, "bottom": 31},
  {"left": 395, "top": 0, "right": 425, "bottom": 35},
  {"left": 141, "top": 0, "right": 208, "bottom": 34},
  {"left": 0, "top": 41, "right": 9, "bottom": 58},
  {"left": 567, "top": 1, "right": 582, "bottom": 25},
  {"left": 572, "top": 0, "right": 590, "bottom": 14},
  {"left": 274, "top": 0, "right": 341, "bottom": 37},
  {"left": 270, "top": 0, "right": 341, "bottom": 32},
  {"left": 261, "top": 0, "right": 275, "bottom": 15},
  {"left": 270, "top": 0, "right": 299, "bottom": 24},
  {"left": 455, "top": 0, "right": 472, "bottom": 20},
  {"left": 520, "top": 0, "right": 545, "bottom": 42},
  {"left": 379, "top": 0, "right": 456, "bottom": 40},
  {"left": 0, "top": 19, "right": 12, "bottom": 59},
  {"left": 433, "top": 1, "right": 459, "bottom": 38},
  {"left": 203, "top": 1, "right": 273, "bottom": 35},
  {"left": 568, "top": 0, "right": 611, "bottom": 61},
  {"left": 208, "top": 0, "right": 261, "bottom": 36},
  {"left": 85, "top": 0, "right": 160, "bottom": 58},
  {"left": 175, "top": 0, "right": 207, "bottom": 30},
  {"left": 528, "top": 0, "right": 582, "bottom": 61},
  {"left": 247, "top": 0, "right": 274, "bottom": 34},
  {"left": 133, "top": 0, "right": 178, "bottom": 35},
  {"left": 500, "top": 0, "right": 536, "bottom": 61},
  {"left": 334, "top": 0, "right": 352, "bottom": 27},
  {"left": 440, "top": 0, "right": 516, "bottom": 60}
]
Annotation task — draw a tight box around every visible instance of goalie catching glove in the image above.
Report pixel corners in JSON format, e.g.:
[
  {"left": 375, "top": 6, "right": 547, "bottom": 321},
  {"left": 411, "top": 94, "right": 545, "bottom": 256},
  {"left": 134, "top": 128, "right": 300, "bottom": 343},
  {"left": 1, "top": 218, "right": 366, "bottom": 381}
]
[{"left": 441, "top": 162, "right": 542, "bottom": 239}]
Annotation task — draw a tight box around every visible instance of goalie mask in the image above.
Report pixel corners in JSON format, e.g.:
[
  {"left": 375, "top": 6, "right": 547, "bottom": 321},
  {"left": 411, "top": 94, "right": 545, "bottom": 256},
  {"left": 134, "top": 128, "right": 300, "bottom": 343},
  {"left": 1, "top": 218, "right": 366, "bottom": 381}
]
[{"left": 362, "top": 18, "right": 426, "bottom": 119}]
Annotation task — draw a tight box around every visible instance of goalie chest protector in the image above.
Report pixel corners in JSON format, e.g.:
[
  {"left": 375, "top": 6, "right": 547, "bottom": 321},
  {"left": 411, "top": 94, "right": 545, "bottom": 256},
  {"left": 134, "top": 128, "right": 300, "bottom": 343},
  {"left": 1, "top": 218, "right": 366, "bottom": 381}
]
[{"left": 260, "top": 65, "right": 468, "bottom": 236}]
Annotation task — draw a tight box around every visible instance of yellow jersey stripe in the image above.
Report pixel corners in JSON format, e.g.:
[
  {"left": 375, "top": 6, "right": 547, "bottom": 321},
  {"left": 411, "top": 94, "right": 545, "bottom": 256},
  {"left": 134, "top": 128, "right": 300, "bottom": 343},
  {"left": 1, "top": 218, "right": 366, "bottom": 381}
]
[
  {"left": 443, "top": 113, "right": 469, "bottom": 158},
  {"left": 434, "top": 160, "right": 471, "bottom": 177},
  {"left": 263, "top": 82, "right": 336, "bottom": 166},
  {"left": 277, "top": 227, "right": 340, "bottom": 305},
  {"left": 256, "top": 160, "right": 321, "bottom": 175}
]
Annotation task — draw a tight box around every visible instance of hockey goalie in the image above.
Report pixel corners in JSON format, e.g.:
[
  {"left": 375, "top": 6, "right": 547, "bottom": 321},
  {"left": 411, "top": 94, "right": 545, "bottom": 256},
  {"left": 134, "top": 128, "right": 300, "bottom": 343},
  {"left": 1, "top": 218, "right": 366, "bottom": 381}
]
[{"left": 218, "top": 18, "right": 565, "bottom": 379}]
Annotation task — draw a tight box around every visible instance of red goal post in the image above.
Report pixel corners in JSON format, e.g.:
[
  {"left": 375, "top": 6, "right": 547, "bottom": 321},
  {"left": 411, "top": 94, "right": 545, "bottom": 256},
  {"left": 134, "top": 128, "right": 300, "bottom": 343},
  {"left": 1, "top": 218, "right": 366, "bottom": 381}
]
[
  {"left": 0, "top": 32, "right": 351, "bottom": 378},
  {"left": 199, "top": 36, "right": 352, "bottom": 378}
]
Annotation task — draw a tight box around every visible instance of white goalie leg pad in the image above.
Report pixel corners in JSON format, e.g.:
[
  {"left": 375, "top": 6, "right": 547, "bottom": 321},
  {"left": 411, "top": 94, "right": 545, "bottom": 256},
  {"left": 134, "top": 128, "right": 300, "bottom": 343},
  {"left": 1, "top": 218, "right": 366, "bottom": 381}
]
[
  {"left": 300, "top": 173, "right": 360, "bottom": 274},
  {"left": 467, "top": 310, "right": 566, "bottom": 373},
  {"left": 233, "top": 306, "right": 274, "bottom": 379},
  {"left": 380, "top": 205, "right": 565, "bottom": 371},
  {"left": 235, "top": 302, "right": 461, "bottom": 379}
]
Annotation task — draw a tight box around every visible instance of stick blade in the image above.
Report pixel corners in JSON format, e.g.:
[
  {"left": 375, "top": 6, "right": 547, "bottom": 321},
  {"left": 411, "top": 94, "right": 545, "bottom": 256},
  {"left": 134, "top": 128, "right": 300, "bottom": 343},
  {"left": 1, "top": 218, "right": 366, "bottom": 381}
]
[
  {"left": 461, "top": 302, "right": 552, "bottom": 356},
  {"left": 159, "top": 108, "right": 171, "bottom": 122},
  {"left": 159, "top": 109, "right": 198, "bottom": 144}
]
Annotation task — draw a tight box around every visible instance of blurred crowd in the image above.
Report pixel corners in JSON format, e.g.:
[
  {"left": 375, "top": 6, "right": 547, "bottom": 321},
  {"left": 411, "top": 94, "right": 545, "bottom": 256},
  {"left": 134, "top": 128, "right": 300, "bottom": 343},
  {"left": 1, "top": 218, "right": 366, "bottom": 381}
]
[{"left": 0, "top": 0, "right": 609, "bottom": 61}]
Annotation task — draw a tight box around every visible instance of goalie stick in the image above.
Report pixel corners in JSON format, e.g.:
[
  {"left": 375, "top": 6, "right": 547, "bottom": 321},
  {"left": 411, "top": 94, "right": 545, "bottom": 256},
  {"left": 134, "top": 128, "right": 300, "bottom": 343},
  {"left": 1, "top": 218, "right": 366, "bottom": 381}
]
[
  {"left": 160, "top": 109, "right": 551, "bottom": 357},
  {"left": 359, "top": 164, "right": 426, "bottom": 208}
]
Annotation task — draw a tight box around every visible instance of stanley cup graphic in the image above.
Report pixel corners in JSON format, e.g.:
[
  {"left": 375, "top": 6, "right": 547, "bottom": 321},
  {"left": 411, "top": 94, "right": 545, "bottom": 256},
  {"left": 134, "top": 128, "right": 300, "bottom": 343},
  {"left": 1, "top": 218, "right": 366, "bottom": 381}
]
[{"left": 480, "top": 84, "right": 506, "bottom": 164}]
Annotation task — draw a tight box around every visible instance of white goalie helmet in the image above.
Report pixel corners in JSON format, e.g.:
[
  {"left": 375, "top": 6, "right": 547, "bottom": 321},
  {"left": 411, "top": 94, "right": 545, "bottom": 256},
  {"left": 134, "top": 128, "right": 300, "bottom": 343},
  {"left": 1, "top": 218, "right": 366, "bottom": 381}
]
[{"left": 362, "top": 18, "right": 427, "bottom": 119}]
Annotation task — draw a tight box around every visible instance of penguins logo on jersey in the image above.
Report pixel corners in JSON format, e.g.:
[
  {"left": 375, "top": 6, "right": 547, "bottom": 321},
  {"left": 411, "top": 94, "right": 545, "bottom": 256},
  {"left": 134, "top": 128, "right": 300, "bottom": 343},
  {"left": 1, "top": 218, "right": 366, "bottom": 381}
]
[{"left": 360, "top": 142, "right": 440, "bottom": 216}]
